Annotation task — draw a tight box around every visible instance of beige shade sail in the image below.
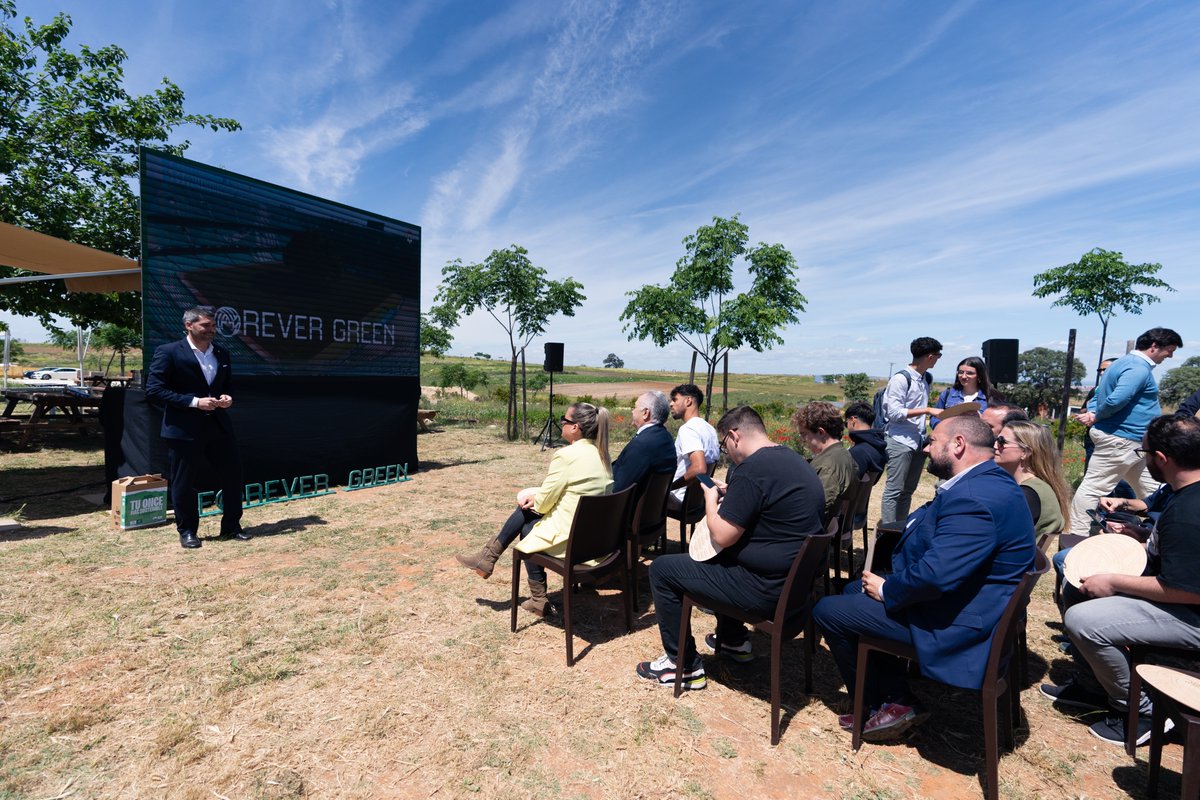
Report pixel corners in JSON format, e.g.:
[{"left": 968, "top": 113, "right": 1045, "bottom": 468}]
[{"left": 0, "top": 221, "right": 141, "bottom": 293}]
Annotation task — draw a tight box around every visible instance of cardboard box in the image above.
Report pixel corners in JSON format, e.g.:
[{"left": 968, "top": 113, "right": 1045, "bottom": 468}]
[{"left": 112, "top": 474, "right": 168, "bottom": 530}]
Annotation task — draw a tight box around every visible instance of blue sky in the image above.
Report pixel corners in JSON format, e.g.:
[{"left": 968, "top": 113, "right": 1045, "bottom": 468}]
[{"left": 5, "top": 0, "right": 1200, "bottom": 381}]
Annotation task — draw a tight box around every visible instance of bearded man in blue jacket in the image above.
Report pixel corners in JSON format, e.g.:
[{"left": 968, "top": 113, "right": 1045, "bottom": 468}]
[{"left": 813, "top": 413, "right": 1036, "bottom": 741}]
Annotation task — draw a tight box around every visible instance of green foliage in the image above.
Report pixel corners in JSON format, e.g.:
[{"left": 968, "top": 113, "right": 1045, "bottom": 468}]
[
  {"left": 0, "top": 321, "right": 25, "bottom": 360},
  {"left": 431, "top": 244, "right": 585, "bottom": 439},
  {"left": 419, "top": 313, "right": 454, "bottom": 357},
  {"left": 436, "top": 363, "right": 488, "bottom": 397},
  {"left": 473, "top": 351, "right": 491, "bottom": 360},
  {"left": 93, "top": 323, "right": 139, "bottom": 373},
  {"left": 603, "top": 353, "right": 624, "bottom": 368},
  {"left": 842, "top": 372, "right": 872, "bottom": 403},
  {"left": 0, "top": 1, "right": 240, "bottom": 329},
  {"left": 1160, "top": 356, "right": 1200, "bottom": 407},
  {"left": 997, "top": 347, "right": 1085, "bottom": 415},
  {"left": 620, "top": 214, "right": 806, "bottom": 416},
  {"left": 526, "top": 372, "right": 548, "bottom": 393},
  {"left": 1033, "top": 248, "right": 1175, "bottom": 381}
]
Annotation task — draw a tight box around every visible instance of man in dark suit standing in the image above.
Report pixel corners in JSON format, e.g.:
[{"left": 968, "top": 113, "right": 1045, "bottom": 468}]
[
  {"left": 813, "top": 414, "right": 1035, "bottom": 740},
  {"left": 146, "top": 306, "right": 248, "bottom": 549},
  {"left": 612, "top": 390, "right": 676, "bottom": 493}
]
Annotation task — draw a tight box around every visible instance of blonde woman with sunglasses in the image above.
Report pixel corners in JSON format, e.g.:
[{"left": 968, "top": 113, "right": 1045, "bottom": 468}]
[{"left": 993, "top": 420, "right": 1071, "bottom": 538}]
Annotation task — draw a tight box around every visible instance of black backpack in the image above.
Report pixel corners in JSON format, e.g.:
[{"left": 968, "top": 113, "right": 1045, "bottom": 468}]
[{"left": 872, "top": 371, "right": 934, "bottom": 430}]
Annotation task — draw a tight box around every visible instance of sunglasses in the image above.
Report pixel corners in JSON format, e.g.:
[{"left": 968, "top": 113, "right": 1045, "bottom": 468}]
[
  {"left": 994, "top": 435, "right": 1028, "bottom": 451},
  {"left": 560, "top": 416, "right": 577, "bottom": 426}
]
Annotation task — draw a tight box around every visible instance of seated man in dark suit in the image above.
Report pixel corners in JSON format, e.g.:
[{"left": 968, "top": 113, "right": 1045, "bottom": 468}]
[
  {"left": 813, "top": 414, "right": 1036, "bottom": 740},
  {"left": 611, "top": 391, "right": 676, "bottom": 493},
  {"left": 145, "top": 306, "right": 247, "bottom": 549}
]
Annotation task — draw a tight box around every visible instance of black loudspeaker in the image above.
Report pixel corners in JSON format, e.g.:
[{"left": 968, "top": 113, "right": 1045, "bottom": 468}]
[
  {"left": 982, "top": 339, "right": 1019, "bottom": 384},
  {"left": 543, "top": 342, "right": 564, "bottom": 373}
]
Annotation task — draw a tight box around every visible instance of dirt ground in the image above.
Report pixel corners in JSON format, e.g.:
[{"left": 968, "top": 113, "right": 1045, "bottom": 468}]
[{"left": 0, "top": 426, "right": 1187, "bottom": 799}]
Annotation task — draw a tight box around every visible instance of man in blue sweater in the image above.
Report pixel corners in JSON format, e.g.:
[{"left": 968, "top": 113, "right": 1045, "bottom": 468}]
[{"left": 1067, "top": 327, "right": 1183, "bottom": 535}]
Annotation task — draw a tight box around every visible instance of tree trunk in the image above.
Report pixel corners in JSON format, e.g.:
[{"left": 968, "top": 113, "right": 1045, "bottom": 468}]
[
  {"left": 1096, "top": 318, "right": 1109, "bottom": 387},
  {"left": 688, "top": 351, "right": 697, "bottom": 385},
  {"left": 119, "top": 350, "right": 126, "bottom": 375},
  {"left": 722, "top": 352, "right": 729, "bottom": 417},
  {"left": 521, "top": 348, "right": 528, "bottom": 439},
  {"left": 508, "top": 349, "right": 519, "bottom": 440},
  {"left": 703, "top": 356, "right": 717, "bottom": 422}
]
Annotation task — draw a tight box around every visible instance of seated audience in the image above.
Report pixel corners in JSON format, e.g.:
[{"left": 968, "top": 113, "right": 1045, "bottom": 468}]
[
  {"left": 635, "top": 406, "right": 824, "bottom": 689},
  {"left": 793, "top": 401, "right": 857, "bottom": 522},
  {"left": 844, "top": 402, "right": 888, "bottom": 478},
  {"left": 456, "top": 402, "right": 612, "bottom": 617},
  {"left": 812, "top": 415, "right": 1035, "bottom": 741},
  {"left": 980, "top": 401, "right": 1028, "bottom": 436},
  {"left": 1042, "top": 415, "right": 1200, "bottom": 746},
  {"left": 666, "top": 384, "right": 720, "bottom": 511},
  {"left": 992, "top": 420, "right": 1071, "bottom": 540},
  {"left": 930, "top": 356, "right": 993, "bottom": 427}
]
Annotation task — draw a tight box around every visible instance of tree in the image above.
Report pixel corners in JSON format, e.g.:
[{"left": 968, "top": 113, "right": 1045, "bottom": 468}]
[
  {"left": 437, "top": 363, "right": 467, "bottom": 396},
  {"left": 0, "top": 2, "right": 240, "bottom": 330},
  {"left": 1033, "top": 248, "right": 1175, "bottom": 384},
  {"left": 93, "top": 323, "right": 140, "bottom": 374},
  {"left": 419, "top": 313, "right": 453, "bottom": 357},
  {"left": 431, "top": 245, "right": 585, "bottom": 440},
  {"left": 0, "top": 321, "right": 25, "bottom": 361},
  {"left": 603, "top": 353, "right": 624, "bottom": 369},
  {"left": 1160, "top": 356, "right": 1200, "bottom": 408},
  {"left": 473, "top": 352, "right": 492, "bottom": 360},
  {"left": 620, "top": 215, "right": 806, "bottom": 417},
  {"left": 842, "top": 373, "right": 872, "bottom": 403},
  {"left": 996, "top": 347, "right": 1085, "bottom": 417}
]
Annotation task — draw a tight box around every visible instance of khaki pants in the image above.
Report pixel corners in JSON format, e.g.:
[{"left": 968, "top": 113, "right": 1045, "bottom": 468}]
[{"left": 1067, "top": 428, "right": 1158, "bottom": 536}]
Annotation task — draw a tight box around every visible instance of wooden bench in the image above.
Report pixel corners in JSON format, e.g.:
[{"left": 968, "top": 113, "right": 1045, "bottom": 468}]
[{"left": 417, "top": 410, "right": 438, "bottom": 432}]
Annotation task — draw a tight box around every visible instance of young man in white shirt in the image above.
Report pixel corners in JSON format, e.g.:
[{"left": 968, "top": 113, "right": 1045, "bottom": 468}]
[
  {"left": 880, "top": 337, "right": 942, "bottom": 523},
  {"left": 666, "top": 384, "right": 719, "bottom": 511}
]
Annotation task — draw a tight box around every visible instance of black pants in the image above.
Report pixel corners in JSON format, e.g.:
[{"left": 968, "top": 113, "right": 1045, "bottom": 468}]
[
  {"left": 166, "top": 417, "right": 243, "bottom": 535},
  {"left": 649, "top": 553, "right": 780, "bottom": 666},
  {"left": 497, "top": 505, "right": 547, "bottom": 583}
]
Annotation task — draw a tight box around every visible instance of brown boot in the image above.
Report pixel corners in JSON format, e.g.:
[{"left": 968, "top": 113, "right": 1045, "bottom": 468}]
[
  {"left": 455, "top": 536, "right": 506, "bottom": 578},
  {"left": 520, "top": 578, "right": 554, "bottom": 618}
]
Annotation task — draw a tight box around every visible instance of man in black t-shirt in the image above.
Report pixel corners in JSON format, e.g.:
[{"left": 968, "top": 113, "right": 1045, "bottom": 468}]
[
  {"left": 1042, "top": 415, "right": 1200, "bottom": 746},
  {"left": 635, "top": 406, "right": 825, "bottom": 689}
]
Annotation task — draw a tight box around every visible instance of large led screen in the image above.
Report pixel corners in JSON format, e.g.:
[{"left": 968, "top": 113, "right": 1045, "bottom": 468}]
[{"left": 140, "top": 149, "right": 420, "bottom": 377}]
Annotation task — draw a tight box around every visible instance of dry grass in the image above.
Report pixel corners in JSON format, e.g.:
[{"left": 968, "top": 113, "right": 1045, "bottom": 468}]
[{"left": 0, "top": 424, "right": 1180, "bottom": 799}]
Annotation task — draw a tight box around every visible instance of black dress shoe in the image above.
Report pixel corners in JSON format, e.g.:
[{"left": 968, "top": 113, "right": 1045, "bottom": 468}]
[
  {"left": 180, "top": 531, "right": 202, "bottom": 549},
  {"left": 222, "top": 527, "right": 252, "bottom": 541}
]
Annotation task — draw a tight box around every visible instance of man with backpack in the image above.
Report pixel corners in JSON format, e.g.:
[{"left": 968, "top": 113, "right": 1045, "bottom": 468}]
[{"left": 879, "top": 337, "right": 942, "bottom": 523}]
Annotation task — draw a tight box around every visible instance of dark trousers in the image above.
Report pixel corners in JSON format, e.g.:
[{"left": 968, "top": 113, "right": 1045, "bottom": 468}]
[
  {"left": 649, "top": 553, "right": 780, "bottom": 666},
  {"left": 497, "top": 505, "right": 547, "bottom": 583},
  {"left": 812, "top": 579, "right": 914, "bottom": 707},
  {"left": 166, "top": 418, "right": 243, "bottom": 535}
]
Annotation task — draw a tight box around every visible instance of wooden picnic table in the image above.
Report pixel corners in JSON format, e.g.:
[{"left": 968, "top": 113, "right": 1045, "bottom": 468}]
[{"left": 1, "top": 387, "right": 102, "bottom": 445}]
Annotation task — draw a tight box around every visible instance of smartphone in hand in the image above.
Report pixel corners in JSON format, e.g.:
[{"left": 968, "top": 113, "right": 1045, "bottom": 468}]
[{"left": 697, "top": 474, "right": 715, "bottom": 489}]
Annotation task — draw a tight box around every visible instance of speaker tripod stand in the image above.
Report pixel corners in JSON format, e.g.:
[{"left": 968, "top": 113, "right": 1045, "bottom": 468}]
[{"left": 534, "top": 370, "right": 562, "bottom": 450}]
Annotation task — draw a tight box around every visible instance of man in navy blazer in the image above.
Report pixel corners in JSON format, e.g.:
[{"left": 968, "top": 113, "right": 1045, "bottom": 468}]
[
  {"left": 612, "top": 391, "right": 676, "bottom": 494},
  {"left": 145, "top": 306, "right": 247, "bottom": 549},
  {"left": 813, "top": 414, "right": 1035, "bottom": 740}
]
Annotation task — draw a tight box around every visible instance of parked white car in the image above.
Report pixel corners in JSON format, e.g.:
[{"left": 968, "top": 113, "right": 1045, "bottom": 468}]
[{"left": 31, "top": 367, "right": 80, "bottom": 381}]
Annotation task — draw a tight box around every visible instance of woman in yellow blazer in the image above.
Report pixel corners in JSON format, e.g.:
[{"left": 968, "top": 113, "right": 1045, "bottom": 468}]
[{"left": 456, "top": 402, "right": 612, "bottom": 616}]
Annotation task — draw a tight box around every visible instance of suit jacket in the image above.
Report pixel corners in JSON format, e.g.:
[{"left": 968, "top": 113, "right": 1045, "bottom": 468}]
[
  {"left": 611, "top": 424, "right": 676, "bottom": 493},
  {"left": 513, "top": 439, "right": 613, "bottom": 558},
  {"left": 883, "top": 460, "right": 1036, "bottom": 690},
  {"left": 145, "top": 337, "right": 235, "bottom": 440}
]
